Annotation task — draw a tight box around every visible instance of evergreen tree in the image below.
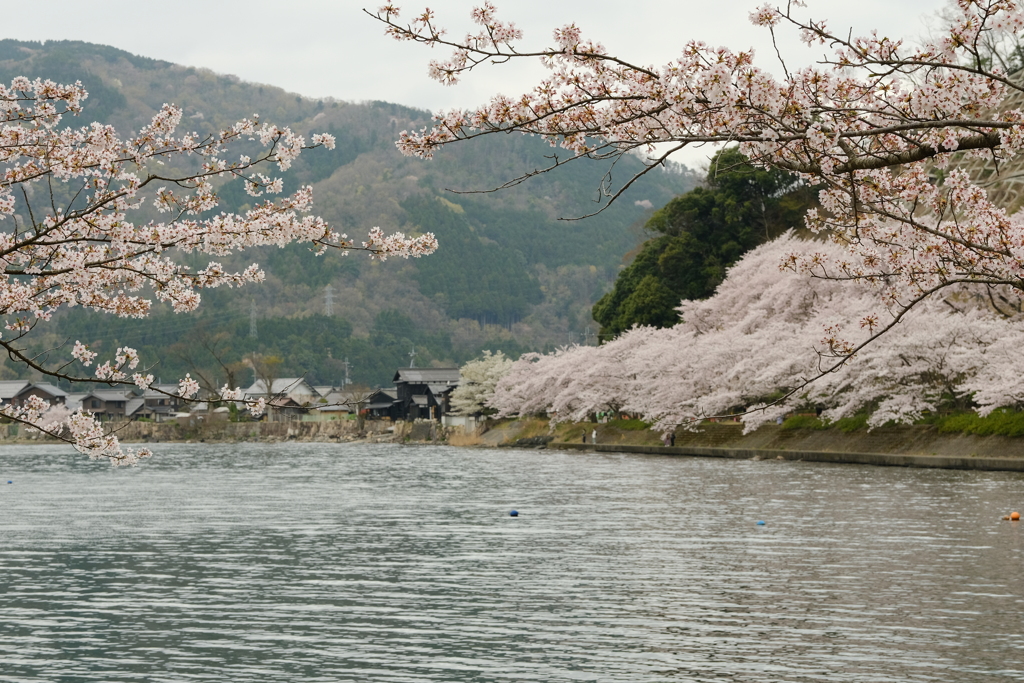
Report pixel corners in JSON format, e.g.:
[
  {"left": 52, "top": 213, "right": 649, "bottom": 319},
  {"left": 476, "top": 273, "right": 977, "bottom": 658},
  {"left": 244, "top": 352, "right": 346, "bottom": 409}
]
[{"left": 593, "top": 148, "right": 816, "bottom": 339}]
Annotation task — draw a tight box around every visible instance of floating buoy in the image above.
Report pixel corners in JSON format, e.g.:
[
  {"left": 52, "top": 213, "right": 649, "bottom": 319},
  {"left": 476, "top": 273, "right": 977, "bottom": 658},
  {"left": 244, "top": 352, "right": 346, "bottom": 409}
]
[
  {"left": 1012, "top": 511, "right": 1020, "bottom": 521},
  {"left": 756, "top": 520, "right": 765, "bottom": 526},
  {"left": 509, "top": 510, "right": 519, "bottom": 517}
]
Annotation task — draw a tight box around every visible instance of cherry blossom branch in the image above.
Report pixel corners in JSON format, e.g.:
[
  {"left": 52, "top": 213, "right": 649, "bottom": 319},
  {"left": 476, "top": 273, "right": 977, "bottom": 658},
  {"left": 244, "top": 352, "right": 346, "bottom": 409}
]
[
  {"left": 371, "top": 0, "right": 1024, "bottom": 301},
  {"left": 0, "top": 77, "right": 439, "bottom": 463}
]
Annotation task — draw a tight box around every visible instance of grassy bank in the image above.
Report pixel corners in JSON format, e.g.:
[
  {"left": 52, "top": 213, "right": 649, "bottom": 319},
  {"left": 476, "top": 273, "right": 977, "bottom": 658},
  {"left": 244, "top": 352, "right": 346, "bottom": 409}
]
[
  {"left": 472, "top": 412, "right": 1024, "bottom": 462},
  {"left": 480, "top": 410, "right": 1024, "bottom": 449},
  {"left": 781, "top": 409, "right": 1024, "bottom": 438}
]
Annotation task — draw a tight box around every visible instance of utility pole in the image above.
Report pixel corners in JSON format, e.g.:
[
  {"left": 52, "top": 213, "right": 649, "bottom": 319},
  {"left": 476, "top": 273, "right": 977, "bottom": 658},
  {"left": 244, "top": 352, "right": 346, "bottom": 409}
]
[
  {"left": 249, "top": 299, "right": 258, "bottom": 339},
  {"left": 584, "top": 326, "right": 594, "bottom": 345},
  {"left": 324, "top": 283, "right": 334, "bottom": 316},
  {"left": 408, "top": 348, "right": 417, "bottom": 368}
]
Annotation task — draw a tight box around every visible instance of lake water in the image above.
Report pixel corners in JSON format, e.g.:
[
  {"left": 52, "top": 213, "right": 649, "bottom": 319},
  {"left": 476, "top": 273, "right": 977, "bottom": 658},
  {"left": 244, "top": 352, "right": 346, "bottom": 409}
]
[{"left": 1, "top": 443, "right": 1023, "bottom": 682}]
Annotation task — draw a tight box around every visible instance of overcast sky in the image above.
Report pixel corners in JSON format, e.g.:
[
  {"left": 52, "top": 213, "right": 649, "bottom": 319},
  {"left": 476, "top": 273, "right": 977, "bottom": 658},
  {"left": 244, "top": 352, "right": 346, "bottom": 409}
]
[{"left": 4, "top": 0, "right": 946, "bottom": 167}]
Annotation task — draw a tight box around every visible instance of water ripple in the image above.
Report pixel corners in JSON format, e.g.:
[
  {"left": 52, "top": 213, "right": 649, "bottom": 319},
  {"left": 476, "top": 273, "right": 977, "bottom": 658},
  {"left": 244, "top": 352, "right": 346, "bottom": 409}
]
[{"left": 1, "top": 443, "right": 1022, "bottom": 681}]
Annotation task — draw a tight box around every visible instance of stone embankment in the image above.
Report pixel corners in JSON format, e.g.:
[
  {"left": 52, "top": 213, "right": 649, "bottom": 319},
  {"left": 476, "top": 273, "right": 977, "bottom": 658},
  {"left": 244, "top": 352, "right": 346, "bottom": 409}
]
[
  {"left": 6, "top": 416, "right": 1024, "bottom": 472},
  {"left": 0, "top": 418, "right": 403, "bottom": 445}
]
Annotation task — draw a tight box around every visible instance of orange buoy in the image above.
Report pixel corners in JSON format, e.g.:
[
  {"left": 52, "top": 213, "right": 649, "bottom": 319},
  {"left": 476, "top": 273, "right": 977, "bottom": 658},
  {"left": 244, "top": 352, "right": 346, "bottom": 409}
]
[{"left": 1012, "top": 511, "right": 1021, "bottom": 521}]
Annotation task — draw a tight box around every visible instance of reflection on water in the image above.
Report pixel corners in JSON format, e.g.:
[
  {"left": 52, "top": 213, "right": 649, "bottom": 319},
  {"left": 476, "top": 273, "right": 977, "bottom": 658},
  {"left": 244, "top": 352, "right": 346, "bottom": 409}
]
[{"left": 1, "top": 442, "right": 1023, "bottom": 682}]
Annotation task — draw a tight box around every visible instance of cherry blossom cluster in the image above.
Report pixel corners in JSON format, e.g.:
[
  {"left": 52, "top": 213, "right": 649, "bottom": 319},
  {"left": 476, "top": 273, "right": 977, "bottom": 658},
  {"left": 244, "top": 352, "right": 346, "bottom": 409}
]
[
  {"left": 362, "top": 226, "right": 438, "bottom": 260},
  {"left": 490, "top": 234, "right": 1024, "bottom": 432},
  {"left": 0, "top": 78, "right": 437, "bottom": 464},
  {"left": 377, "top": 2, "right": 523, "bottom": 86},
  {"left": 65, "top": 408, "right": 153, "bottom": 466},
  {"left": 376, "top": 1, "right": 1024, "bottom": 309},
  {"left": 0, "top": 392, "right": 151, "bottom": 465},
  {"left": 450, "top": 350, "right": 514, "bottom": 414}
]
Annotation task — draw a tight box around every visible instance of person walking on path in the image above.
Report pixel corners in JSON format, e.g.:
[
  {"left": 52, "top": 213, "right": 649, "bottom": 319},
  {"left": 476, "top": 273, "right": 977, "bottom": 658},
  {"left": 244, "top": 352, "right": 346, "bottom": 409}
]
[
  {"left": 669, "top": 432, "right": 675, "bottom": 447},
  {"left": 592, "top": 428, "right": 597, "bottom": 445}
]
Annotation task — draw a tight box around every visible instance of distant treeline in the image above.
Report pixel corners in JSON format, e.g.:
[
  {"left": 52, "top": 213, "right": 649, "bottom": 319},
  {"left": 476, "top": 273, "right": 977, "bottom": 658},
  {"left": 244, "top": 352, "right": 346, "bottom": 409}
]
[{"left": 41, "top": 307, "right": 530, "bottom": 390}]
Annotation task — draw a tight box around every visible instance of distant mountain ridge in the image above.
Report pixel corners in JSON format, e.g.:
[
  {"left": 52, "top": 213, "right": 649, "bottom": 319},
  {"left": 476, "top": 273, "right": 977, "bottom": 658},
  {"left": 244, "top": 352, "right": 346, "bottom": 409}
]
[{"left": 0, "top": 39, "right": 697, "bottom": 387}]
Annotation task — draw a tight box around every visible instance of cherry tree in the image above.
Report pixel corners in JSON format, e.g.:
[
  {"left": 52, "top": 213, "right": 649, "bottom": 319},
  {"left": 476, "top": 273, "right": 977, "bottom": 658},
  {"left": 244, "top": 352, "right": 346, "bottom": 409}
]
[
  {"left": 488, "top": 326, "right": 662, "bottom": 422},
  {"left": 375, "top": 0, "right": 1024, "bottom": 361},
  {"left": 0, "top": 78, "right": 437, "bottom": 464},
  {"left": 449, "top": 350, "right": 514, "bottom": 415}
]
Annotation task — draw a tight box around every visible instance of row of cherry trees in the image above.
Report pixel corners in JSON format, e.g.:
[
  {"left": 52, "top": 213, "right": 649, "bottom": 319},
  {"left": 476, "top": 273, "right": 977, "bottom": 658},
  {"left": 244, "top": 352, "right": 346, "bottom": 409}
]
[{"left": 490, "top": 234, "right": 1024, "bottom": 431}]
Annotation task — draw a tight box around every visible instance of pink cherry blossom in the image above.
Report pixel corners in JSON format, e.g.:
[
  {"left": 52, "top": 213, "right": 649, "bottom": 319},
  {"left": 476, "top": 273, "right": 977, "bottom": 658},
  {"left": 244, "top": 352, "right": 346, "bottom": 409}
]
[
  {"left": 0, "top": 78, "right": 437, "bottom": 464},
  {"left": 491, "top": 234, "right": 1024, "bottom": 433},
  {"left": 374, "top": 1, "right": 1024, "bottom": 324}
]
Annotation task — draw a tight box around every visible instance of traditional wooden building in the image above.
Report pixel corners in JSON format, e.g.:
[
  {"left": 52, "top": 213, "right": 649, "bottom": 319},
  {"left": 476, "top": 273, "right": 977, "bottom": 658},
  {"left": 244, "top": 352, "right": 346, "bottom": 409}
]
[
  {"left": 0, "top": 380, "right": 67, "bottom": 408},
  {"left": 265, "top": 396, "right": 305, "bottom": 422},
  {"left": 66, "top": 390, "right": 132, "bottom": 421},
  {"left": 392, "top": 368, "right": 460, "bottom": 421},
  {"left": 129, "top": 383, "right": 187, "bottom": 422},
  {"left": 365, "top": 388, "right": 399, "bottom": 420},
  {"left": 242, "top": 378, "right": 318, "bottom": 406},
  {"left": 312, "top": 389, "right": 373, "bottom": 419}
]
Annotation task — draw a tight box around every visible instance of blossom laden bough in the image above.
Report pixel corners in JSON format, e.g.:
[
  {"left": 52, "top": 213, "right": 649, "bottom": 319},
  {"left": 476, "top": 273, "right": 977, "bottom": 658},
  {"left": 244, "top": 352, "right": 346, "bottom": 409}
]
[
  {"left": 374, "top": 0, "right": 1024, "bottom": 327},
  {"left": 0, "top": 77, "right": 437, "bottom": 464}
]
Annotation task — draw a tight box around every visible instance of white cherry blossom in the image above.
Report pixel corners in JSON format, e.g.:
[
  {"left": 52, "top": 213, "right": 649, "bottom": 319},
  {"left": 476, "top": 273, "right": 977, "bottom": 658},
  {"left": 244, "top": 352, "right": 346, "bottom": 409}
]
[
  {"left": 491, "top": 234, "right": 1024, "bottom": 432},
  {"left": 0, "top": 78, "right": 437, "bottom": 464},
  {"left": 375, "top": 0, "right": 1024, "bottom": 324}
]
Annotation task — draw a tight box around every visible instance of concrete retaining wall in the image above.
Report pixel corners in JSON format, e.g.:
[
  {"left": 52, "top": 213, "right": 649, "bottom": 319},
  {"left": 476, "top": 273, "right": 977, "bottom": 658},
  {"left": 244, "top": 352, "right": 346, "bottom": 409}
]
[
  {"left": 0, "top": 418, "right": 383, "bottom": 444},
  {"left": 550, "top": 441, "right": 1024, "bottom": 472}
]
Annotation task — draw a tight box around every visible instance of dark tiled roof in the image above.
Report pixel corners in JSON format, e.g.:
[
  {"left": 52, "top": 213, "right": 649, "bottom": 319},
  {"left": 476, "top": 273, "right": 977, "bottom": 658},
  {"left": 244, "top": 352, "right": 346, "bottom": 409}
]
[
  {"left": 393, "top": 368, "right": 460, "bottom": 384},
  {"left": 0, "top": 381, "right": 31, "bottom": 400},
  {"left": 31, "top": 382, "right": 68, "bottom": 398},
  {"left": 91, "top": 391, "right": 133, "bottom": 403},
  {"left": 143, "top": 384, "right": 181, "bottom": 399}
]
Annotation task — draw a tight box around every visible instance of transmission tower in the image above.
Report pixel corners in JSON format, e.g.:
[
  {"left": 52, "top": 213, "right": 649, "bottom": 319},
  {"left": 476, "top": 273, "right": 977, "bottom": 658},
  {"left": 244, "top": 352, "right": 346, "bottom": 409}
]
[
  {"left": 343, "top": 357, "right": 351, "bottom": 388},
  {"left": 408, "top": 348, "right": 417, "bottom": 368},
  {"left": 324, "top": 284, "right": 334, "bottom": 316},
  {"left": 249, "top": 299, "right": 258, "bottom": 339}
]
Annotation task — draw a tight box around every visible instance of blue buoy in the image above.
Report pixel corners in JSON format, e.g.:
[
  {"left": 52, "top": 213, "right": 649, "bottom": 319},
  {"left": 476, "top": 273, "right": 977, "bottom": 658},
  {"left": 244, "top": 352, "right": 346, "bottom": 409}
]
[
  {"left": 509, "top": 510, "right": 519, "bottom": 517},
  {"left": 756, "top": 520, "right": 765, "bottom": 525}
]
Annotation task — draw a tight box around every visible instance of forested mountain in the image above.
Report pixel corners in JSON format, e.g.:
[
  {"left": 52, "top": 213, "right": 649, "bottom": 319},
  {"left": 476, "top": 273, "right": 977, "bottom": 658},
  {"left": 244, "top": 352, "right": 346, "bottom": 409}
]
[{"left": 0, "top": 39, "right": 696, "bottom": 388}]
